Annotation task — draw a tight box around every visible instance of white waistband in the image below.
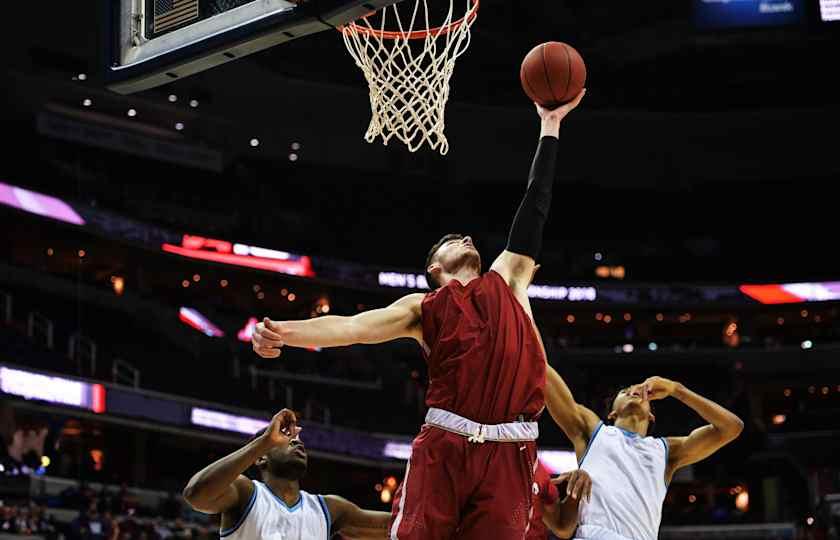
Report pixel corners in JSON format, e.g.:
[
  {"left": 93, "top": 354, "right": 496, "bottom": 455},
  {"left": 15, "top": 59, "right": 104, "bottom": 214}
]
[{"left": 424, "top": 407, "right": 539, "bottom": 442}]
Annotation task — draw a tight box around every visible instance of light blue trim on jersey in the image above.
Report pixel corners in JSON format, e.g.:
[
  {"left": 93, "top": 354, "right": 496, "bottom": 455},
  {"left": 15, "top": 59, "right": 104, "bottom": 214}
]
[
  {"left": 260, "top": 482, "right": 303, "bottom": 512},
  {"left": 317, "top": 495, "right": 331, "bottom": 538},
  {"left": 219, "top": 484, "right": 258, "bottom": 537},
  {"left": 579, "top": 421, "right": 604, "bottom": 466},
  {"left": 616, "top": 426, "right": 640, "bottom": 438},
  {"left": 660, "top": 437, "right": 670, "bottom": 487}
]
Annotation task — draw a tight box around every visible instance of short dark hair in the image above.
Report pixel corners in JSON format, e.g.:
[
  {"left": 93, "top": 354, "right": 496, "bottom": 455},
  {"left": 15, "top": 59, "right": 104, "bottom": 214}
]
[{"left": 425, "top": 234, "right": 464, "bottom": 289}]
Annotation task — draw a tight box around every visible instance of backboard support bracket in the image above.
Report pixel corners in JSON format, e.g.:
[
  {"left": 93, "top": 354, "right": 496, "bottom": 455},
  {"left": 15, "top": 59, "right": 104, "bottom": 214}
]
[{"left": 103, "top": 0, "right": 403, "bottom": 94}]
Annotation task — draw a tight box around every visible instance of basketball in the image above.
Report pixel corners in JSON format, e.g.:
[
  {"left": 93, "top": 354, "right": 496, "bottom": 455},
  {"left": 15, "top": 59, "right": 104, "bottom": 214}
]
[{"left": 520, "top": 41, "right": 587, "bottom": 109}]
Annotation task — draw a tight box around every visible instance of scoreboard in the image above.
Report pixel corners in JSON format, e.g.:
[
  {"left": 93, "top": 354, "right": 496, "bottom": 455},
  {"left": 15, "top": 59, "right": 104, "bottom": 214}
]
[
  {"left": 821, "top": 0, "right": 840, "bottom": 20},
  {"left": 694, "top": 0, "right": 805, "bottom": 28}
]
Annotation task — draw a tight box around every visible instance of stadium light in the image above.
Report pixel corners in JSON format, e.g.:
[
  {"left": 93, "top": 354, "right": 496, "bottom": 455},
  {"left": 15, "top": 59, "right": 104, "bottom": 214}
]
[
  {"left": 112, "top": 276, "right": 125, "bottom": 296},
  {"left": 735, "top": 490, "right": 749, "bottom": 512}
]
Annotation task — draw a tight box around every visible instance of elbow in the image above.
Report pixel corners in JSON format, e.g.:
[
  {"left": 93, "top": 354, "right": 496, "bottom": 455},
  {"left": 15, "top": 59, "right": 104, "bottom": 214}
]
[
  {"left": 181, "top": 483, "right": 202, "bottom": 510},
  {"left": 551, "top": 524, "right": 576, "bottom": 540},
  {"left": 181, "top": 485, "right": 195, "bottom": 506},
  {"left": 723, "top": 416, "right": 745, "bottom": 441},
  {"left": 547, "top": 520, "right": 576, "bottom": 540},
  {"left": 543, "top": 502, "right": 579, "bottom": 540},
  {"left": 731, "top": 416, "right": 745, "bottom": 438}
]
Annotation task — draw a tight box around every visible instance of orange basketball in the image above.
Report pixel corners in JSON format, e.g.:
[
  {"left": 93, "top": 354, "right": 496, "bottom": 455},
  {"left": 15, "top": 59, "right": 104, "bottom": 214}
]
[{"left": 520, "top": 42, "right": 587, "bottom": 108}]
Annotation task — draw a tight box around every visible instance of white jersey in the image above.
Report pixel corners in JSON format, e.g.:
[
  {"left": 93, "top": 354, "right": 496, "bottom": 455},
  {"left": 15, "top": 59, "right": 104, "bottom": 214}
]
[
  {"left": 220, "top": 481, "right": 331, "bottom": 540},
  {"left": 576, "top": 423, "right": 669, "bottom": 540}
]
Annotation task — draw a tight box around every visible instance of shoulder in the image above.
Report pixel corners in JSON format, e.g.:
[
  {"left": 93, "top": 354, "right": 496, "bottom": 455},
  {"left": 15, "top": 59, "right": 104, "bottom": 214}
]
[
  {"left": 219, "top": 479, "right": 259, "bottom": 537},
  {"left": 577, "top": 406, "right": 603, "bottom": 440},
  {"left": 663, "top": 436, "right": 684, "bottom": 462},
  {"left": 479, "top": 270, "right": 520, "bottom": 298},
  {"left": 320, "top": 494, "right": 354, "bottom": 526},
  {"left": 419, "top": 283, "right": 452, "bottom": 315},
  {"left": 397, "top": 293, "right": 426, "bottom": 307},
  {"left": 304, "top": 491, "right": 331, "bottom": 514},
  {"left": 394, "top": 293, "right": 425, "bottom": 322},
  {"left": 234, "top": 477, "right": 258, "bottom": 502},
  {"left": 484, "top": 269, "right": 506, "bottom": 285},
  {"left": 321, "top": 494, "right": 350, "bottom": 516},
  {"left": 590, "top": 421, "right": 609, "bottom": 440}
]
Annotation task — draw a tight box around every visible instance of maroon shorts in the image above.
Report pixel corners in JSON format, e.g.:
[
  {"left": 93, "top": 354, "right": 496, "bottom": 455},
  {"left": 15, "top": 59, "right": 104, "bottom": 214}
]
[{"left": 389, "top": 425, "right": 538, "bottom": 540}]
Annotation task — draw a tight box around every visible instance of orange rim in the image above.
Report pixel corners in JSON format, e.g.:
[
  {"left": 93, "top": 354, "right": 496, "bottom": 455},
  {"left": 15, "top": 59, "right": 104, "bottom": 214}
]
[{"left": 340, "top": 0, "right": 479, "bottom": 40}]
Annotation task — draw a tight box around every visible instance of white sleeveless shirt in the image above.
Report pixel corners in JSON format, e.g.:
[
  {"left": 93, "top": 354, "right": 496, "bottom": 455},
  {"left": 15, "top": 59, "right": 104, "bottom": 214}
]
[
  {"left": 220, "top": 481, "right": 331, "bottom": 540},
  {"left": 576, "top": 423, "right": 669, "bottom": 540}
]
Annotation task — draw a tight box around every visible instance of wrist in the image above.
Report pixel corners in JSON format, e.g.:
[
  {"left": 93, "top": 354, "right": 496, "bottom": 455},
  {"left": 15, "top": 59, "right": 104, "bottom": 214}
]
[
  {"left": 252, "top": 434, "right": 275, "bottom": 453},
  {"left": 540, "top": 118, "right": 561, "bottom": 139},
  {"left": 672, "top": 382, "right": 688, "bottom": 400}
]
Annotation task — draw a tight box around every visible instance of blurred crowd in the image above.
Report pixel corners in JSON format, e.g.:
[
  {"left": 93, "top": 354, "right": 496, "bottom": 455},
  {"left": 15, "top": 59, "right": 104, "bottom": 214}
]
[
  {"left": 0, "top": 503, "right": 56, "bottom": 538},
  {"left": 0, "top": 488, "right": 216, "bottom": 540}
]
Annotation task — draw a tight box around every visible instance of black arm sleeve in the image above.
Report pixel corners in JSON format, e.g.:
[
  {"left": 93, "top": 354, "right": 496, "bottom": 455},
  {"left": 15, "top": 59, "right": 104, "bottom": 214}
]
[{"left": 505, "top": 136, "right": 559, "bottom": 260}]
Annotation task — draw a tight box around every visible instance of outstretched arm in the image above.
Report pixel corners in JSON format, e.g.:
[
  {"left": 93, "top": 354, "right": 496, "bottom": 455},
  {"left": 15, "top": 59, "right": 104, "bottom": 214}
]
[
  {"left": 641, "top": 377, "right": 744, "bottom": 481},
  {"left": 252, "top": 293, "right": 424, "bottom": 358},
  {"left": 324, "top": 495, "right": 391, "bottom": 539},
  {"left": 529, "top": 311, "right": 599, "bottom": 457},
  {"left": 545, "top": 364, "right": 601, "bottom": 459},
  {"left": 490, "top": 90, "right": 585, "bottom": 300}
]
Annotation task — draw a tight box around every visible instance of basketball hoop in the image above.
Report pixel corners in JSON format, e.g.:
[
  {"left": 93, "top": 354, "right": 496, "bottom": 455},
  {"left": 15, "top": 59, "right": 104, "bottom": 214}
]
[{"left": 340, "top": 0, "right": 479, "bottom": 155}]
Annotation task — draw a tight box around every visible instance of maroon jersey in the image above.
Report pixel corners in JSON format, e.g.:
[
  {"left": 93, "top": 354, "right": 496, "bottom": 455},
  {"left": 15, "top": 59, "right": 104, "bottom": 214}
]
[
  {"left": 420, "top": 270, "right": 546, "bottom": 424},
  {"left": 526, "top": 461, "right": 561, "bottom": 540}
]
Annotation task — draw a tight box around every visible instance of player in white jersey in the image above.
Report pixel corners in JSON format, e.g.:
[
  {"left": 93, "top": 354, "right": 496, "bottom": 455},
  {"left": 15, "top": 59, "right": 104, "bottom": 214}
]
[
  {"left": 183, "top": 409, "right": 391, "bottom": 539},
  {"left": 542, "top": 370, "right": 743, "bottom": 540}
]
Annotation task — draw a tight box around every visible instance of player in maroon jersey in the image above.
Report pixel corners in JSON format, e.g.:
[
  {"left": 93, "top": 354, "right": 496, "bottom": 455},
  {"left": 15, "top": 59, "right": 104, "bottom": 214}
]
[{"left": 251, "top": 90, "right": 585, "bottom": 540}]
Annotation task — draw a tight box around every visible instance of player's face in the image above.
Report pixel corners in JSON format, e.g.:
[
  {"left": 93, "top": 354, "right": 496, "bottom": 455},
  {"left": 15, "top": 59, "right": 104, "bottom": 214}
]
[
  {"left": 612, "top": 386, "right": 652, "bottom": 418},
  {"left": 432, "top": 236, "right": 481, "bottom": 275},
  {"left": 264, "top": 435, "right": 308, "bottom": 480}
]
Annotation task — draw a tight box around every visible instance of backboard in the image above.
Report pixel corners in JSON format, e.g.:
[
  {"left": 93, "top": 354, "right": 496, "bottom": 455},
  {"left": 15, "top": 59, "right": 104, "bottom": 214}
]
[{"left": 102, "top": 0, "right": 403, "bottom": 94}]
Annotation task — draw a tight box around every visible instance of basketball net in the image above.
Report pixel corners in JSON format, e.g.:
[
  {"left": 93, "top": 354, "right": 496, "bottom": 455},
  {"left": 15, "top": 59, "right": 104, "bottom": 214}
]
[{"left": 340, "top": 0, "right": 479, "bottom": 155}]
